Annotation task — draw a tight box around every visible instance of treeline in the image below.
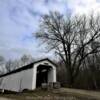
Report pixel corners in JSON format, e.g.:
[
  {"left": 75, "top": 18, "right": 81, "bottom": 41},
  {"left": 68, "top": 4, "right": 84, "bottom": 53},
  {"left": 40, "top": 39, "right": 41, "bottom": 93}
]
[
  {"left": 57, "top": 53, "right": 100, "bottom": 90},
  {"left": 0, "top": 54, "right": 34, "bottom": 75}
]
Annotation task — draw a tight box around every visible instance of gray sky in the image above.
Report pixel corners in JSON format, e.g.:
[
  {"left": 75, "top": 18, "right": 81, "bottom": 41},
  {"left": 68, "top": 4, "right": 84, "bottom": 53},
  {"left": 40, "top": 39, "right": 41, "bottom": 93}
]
[{"left": 0, "top": 0, "right": 100, "bottom": 60}]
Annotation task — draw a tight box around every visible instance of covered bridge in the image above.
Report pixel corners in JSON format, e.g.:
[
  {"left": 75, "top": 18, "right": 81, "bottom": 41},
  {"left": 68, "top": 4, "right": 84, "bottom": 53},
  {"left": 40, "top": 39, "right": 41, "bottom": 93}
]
[{"left": 0, "top": 58, "right": 57, "bottom": 92}]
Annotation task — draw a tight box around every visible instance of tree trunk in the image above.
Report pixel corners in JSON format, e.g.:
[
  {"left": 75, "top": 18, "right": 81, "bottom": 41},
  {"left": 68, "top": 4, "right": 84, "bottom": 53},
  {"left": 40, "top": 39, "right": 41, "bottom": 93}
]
[
  {"left": 92, "top": 74, "right": 98, "bottom": 89},
  {"left": 66, "top": 68, "right": 74, "bottom": 87}
]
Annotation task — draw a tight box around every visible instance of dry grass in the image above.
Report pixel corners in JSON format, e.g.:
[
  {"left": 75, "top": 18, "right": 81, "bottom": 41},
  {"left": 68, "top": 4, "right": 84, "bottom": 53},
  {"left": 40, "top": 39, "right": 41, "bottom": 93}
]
[{"left": 0, "top": 89, "right": 98, "bottom": 100}]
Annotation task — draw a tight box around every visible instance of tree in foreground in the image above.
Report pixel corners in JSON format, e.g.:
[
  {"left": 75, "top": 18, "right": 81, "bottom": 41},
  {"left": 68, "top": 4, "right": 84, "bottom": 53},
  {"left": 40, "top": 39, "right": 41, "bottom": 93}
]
[{"left": 35, "top": 12, "right": 100, "bottom": 86}]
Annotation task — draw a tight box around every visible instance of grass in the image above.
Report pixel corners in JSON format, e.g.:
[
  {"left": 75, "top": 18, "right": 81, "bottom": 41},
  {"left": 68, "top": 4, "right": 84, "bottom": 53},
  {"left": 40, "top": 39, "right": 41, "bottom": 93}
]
[{"left": 0, "top": 89, "right": 98, "bottom": 100}]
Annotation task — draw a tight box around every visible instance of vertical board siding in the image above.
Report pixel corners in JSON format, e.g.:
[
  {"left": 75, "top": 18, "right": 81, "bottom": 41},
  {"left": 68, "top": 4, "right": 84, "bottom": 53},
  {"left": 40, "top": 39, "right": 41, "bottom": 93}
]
[{"left": 0, "top": 68, "right": 33, "bottom": 92}]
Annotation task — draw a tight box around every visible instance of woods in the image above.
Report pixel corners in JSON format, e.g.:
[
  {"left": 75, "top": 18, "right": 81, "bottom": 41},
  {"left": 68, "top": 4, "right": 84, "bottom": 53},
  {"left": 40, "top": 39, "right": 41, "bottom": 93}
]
[
  {"left": 36, "top": 12, "right": 100, "bottom": 89},
  {"left": 0, "top": 54, "right": 34, "bottom": 75}
]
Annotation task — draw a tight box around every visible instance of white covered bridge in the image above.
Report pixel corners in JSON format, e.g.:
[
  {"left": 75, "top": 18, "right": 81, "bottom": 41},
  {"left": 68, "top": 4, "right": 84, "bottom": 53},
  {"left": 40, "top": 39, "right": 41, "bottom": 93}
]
[{"left": 0, "top": 58, "right": 57, "bottom": 92}]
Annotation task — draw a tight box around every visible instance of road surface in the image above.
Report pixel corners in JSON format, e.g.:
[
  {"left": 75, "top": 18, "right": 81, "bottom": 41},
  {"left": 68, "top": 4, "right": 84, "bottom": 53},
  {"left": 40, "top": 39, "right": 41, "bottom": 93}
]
[
  {"left": 0, "top": 98, "right": 13, "bottom": 100},
  {"left": 53, "top": 88, "right": 100, "bottom": 100}
]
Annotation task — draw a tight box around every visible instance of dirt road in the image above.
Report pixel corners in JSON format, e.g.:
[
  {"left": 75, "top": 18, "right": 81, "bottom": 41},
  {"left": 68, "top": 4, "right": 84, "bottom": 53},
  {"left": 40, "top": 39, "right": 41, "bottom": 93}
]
[
  {"left": 0, "top": 98, "right": 13, "bottom": 100},
  {"left": 0, "top": 88, "right": 100, "bottom": 100},
  {"left": 54, "top": 88, "right": 100, "bottom": 100}
]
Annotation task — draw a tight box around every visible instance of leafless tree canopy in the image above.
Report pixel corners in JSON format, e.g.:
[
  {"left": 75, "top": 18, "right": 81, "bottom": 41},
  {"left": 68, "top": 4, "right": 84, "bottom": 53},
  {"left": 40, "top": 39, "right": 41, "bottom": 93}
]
[
  {"left": 36, "top": 12, "right": 100, "bottom": 85},
  {"left": 20, "top": 54, "right": 34, "bottom": 66}
]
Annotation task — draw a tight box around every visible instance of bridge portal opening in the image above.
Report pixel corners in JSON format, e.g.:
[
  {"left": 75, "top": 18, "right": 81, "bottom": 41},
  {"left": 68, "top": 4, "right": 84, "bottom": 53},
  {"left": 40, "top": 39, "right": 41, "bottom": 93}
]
[{"left": 36, "top": 65, "right": 52, "bottom": 88}]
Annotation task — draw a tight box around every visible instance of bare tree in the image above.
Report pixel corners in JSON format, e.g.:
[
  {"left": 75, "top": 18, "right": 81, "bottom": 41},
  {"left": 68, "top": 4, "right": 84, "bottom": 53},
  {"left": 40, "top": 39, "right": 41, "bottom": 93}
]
[
  {"left": 0, "top": 56, "right": 5, "bottom": 87},
  {"left": 4, "top": 55, "right": 34, "bottom": 73},
  {"left": 5, "top": 60, "right": 13, "bottom": 72},
  {"left": 35, "top": 12, "right": 100, "bottom": 86},
  {"left": 20, "top": 54, "right": 34, "bottom": 66},
  {"left": 0, "top": 56, "right": 6, "bottom": 74},
  {"left": 0, "top": 56, "right": 5, "bottom": 65},
  {"left": 86, "top": 41, "right": 100, "bottom": 89}
]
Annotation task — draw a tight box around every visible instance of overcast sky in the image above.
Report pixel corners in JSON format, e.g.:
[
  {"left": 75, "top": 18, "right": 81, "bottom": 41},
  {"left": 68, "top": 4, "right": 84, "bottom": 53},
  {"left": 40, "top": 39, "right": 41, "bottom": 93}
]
[{"left": 0, "top": 0, "right": 100, "bottom": 60}]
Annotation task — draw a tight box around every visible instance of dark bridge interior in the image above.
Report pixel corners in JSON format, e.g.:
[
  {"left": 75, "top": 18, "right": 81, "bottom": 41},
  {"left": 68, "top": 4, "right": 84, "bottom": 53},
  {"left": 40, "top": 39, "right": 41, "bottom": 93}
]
[{"left": 36, "top": 65, "right": 52, "bottom": 88}]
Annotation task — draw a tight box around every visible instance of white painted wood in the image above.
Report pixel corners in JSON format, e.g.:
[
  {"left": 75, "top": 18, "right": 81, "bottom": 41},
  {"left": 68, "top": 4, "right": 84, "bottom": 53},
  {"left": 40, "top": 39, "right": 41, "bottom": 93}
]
[
  {"left": 32, "top": 66, "right": 37, "bottom": 90},
  {"left": 33, "top": 59, "right": 57, "bottom": 89},
  {"left": 0, "top": 59, "right": 57, "bottom": 92},
  {"left": 0, "top": 68, "right": 33, "bottom": 92}
]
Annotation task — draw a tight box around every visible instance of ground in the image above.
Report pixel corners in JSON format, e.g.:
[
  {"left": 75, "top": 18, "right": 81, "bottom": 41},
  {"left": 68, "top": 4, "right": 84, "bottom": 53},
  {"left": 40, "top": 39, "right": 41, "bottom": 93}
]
[
  {"left": 0, "top": 88, "right": 100, "bottom": 100},
  {"left": 0, "top": 97, "right": 13, "bottom": 100}
]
